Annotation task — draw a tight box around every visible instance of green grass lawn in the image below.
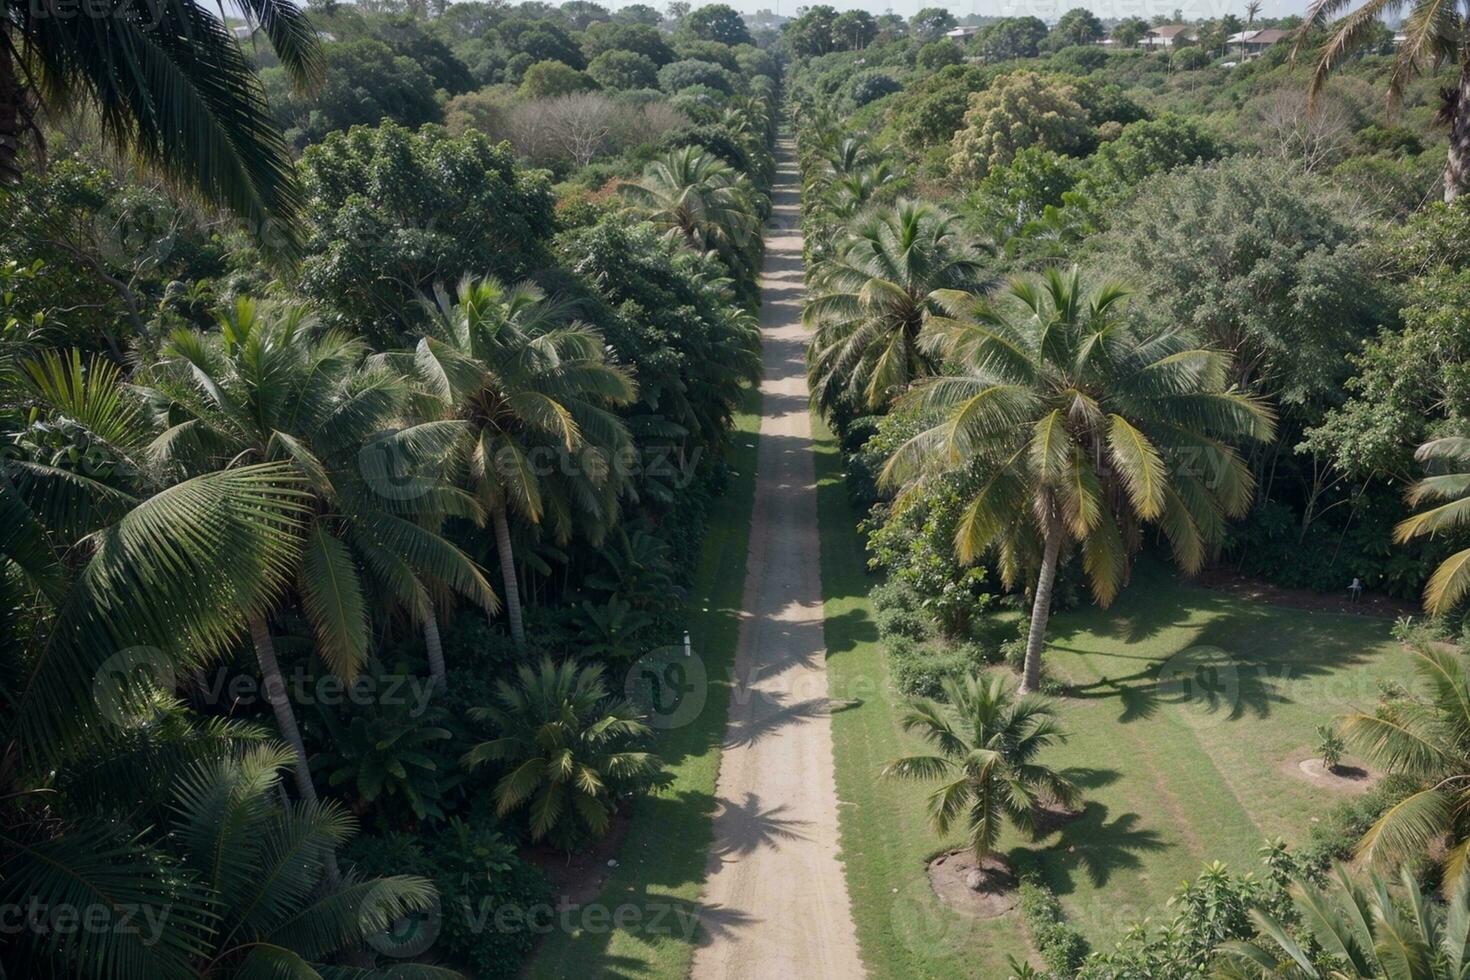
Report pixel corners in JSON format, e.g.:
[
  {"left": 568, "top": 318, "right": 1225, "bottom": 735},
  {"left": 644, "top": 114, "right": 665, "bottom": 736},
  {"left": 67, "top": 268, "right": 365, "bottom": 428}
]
[
  {"left": 813, "top": 414, "right": 1418, "bottom": 979},
  {"left": 527, "top": 390, "right": 760, "bottom": 980}
]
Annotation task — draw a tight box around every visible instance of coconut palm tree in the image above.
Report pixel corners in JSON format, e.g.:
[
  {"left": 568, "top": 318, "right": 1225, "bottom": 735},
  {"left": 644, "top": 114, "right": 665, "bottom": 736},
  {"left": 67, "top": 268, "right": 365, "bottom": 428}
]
[
  {"left": 823, "top": 161, "right": 901, "bottom": 217},
  {"left": 805, "top": 199, "right": 989, "bottom": 416},
  {"left": 402, "top": 276, "right": 637, "bottom": 650},
  {"left": 1242, "top": 0, "right": 1262, "bottom": 59},
  {"left": 882, "top": 267, "right": 1275, "bottom": 691},
  {"left": 1334, "top": 641, "right": 1470, "bottom": 882},
  {"left": 882, "top": 672, "right": 1079, "bottom": 865},
  {"left": 462, "top": 657, "right": 659, "bottom": 850},
  {"left": 619, "top": 145, "right": 761, "bottom": 280},
  {"left": 3, "top": 0, "right": 322, "bottom": 251},
  {"left": 1217, "top": 865, "right": 1470, "bottom": 979},
  {"left": 1395, "top": 436, "right": 1470, "bottom": 613},
  {"left": 1294, "top": 0, "right": 1470, "bottom": 200},
  {"left": 2, "top": 350, "right": 309, "bottom": 765},
  {"left": 139, "top": 300, "right": 495, "bottom": 810}
]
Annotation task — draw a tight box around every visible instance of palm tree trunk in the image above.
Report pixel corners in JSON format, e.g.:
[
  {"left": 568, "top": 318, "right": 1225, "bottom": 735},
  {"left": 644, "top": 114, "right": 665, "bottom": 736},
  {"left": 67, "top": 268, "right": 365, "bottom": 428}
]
[
  {"left": 0, "top": 26, "right": 28, "bottom": 185},
  {"left": 249, "top": 615, "right": 341, "bottom": 887},
  {"left": 491, "top": 506, "right": 526, "bottom": 650},
  {"left": 1020, "top": 507, "right": 1063, "bottom": 694},
  {"left": 1444, "top": 62, "right": 1470, "bottom": 202},
  {"left": 423, "top": 608, "right": 446, "bottom": 691}
]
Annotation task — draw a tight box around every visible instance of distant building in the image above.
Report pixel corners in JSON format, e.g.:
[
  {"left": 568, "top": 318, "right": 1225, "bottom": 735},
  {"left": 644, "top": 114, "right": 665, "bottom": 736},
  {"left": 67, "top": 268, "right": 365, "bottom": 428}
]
[
  {"left": 945, "top": 25, "right": 982, "bottom": 39},
  {"left": 1225, "top": 28, "right": 1290, "bottom": 57},
  {"left": 1141, "top": 24, "right": 1192, "bottom": 49}
]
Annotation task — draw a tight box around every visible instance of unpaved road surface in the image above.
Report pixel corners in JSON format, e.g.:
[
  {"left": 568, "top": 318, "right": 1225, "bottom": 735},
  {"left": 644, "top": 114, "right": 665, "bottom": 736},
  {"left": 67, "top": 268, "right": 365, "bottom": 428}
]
[{"left": 689, "top": 141, "right": 865, "bottom": 980}]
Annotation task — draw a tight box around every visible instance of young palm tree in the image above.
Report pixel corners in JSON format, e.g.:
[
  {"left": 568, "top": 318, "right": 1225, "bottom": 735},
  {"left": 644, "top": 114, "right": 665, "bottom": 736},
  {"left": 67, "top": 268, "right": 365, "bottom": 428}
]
[
  {"left": 619, "top": 145, "right": 761, "bottom": 280},
  {"left": 1217, "top": 865, "right": 1470, "bottom": 979},
  {"left": 1335, "top": 641, "right": 1470, "bottom": 882},
  {"left": 403, "top": 276, "right": 637, "bottom": 650},
  {"left": 4, "top": 0, "right": 322, "bottom": 249},
  {"left": 461, "top": 657, "right": 659, "bottom": 850},
  {"left": 1294, "top": 0, "right": 1470, "bottom": 200},
  {"left": 882, "top": 267, "right": 1275, "bottom": 691},
  {"left": 1394, "top": 436, "right": 1470, "bottom": 613},
  {"left": 139, "top": 300, "right": 495, "bottom": 805},
  {"left": 805, "top": 199, "right": 989, "bottom": 415},
  {"left": 882, "top": 672, "right": 1079, "bottom": 865}
]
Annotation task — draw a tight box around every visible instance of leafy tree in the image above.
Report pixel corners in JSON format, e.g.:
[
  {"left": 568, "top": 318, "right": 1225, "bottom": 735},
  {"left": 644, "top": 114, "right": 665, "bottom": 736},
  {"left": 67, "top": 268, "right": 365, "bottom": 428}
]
[
  {"left": 580, "top": 21, "right": 677, "bottom": 65},
  {"left": 615, "top": 2, "right": 664, "bottom": 24},
  {"left": 684, "top": 2, "right": 752, "bottom": 45},
  {"left": 462, "top": 658, "right": 659, "bottom": 848},
  {"left": 1295, "top": 0, "right": 1470, "bottom": 200},
  {"left": 519, "top": 59, "right": 598, "bottom": 98},
  {"left": 401, "top": 277, "right": 636, "bottom": 649},
  {"left": 881, "top": 268, "right": 1274, "bottom": 690},
  {"left": 1104, "top": 157, "right": 1382, "bottom": 411},
  {"left": 1218, "top": 865, "right": 1470, "bottom": 979},
  {"left": 850, "top": 71, "right": 901, "bottom": 106},
  {"left": 979, "top": 16, "right": 1049, "bottom": 61},
  {"left": 370, "top": 15, "right": 477, "bottom": 93},
  {"left": 560, "top": 0, "right": 610, "bottom": 29},
  {"left": 264, "top": 39, "right": 440, "bottom": 148},
  {"left": 587, "top": 49, "right": 660, "bottom": 89},
  {"left": 497, "top": 17, "right": 586, "bottom": 69},
  {"left": 910, "top": 6, "right": 958, "bottom": 41},
  {"left": 882, "top": 672, "right": 1079, "bottom": 864},
  {"left": 298, "top": 122, "right": 555, "bottom": 348},
  {"left": 1075, "top": 113, "right": 1223, "bottom": 203},
  {"left": 785, "top": 4, "right": 840, "bottom": 56},
  {"left": 1172, "top": 45, "right": 1212, "bottom": 70},
  {"left": 805, "top": 199, "right": 987, "bottom": 414},
  {"left": 832, "top": 9, "right": 878, "bottom": 50},
  {"left": 2, "top": 0, "right": 320, "bottom": 252},
  {"left": 659, "top": 57, "right": 736, "bottom": 94},
  {"left": 918, "top": 40, "right": 964, "bottom": 70},
  {"left": 1050, "top": 7, "right": 1105, "bottom": 47},
  {"left": 1112, "top": 16, "right": 1151, "bottom": 47},
  {"left": 964, "top": 146, "right": 1078, "bottom": 241},
  {"left": 949, "top": 71, "right": 1092, "bottom": 182}
]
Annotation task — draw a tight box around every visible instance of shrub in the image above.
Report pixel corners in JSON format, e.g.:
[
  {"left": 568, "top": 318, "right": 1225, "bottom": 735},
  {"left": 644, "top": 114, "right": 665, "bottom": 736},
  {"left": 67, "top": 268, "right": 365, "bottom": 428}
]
[
  {"left": 1018, "top": 877, "right": 1089, "bottom": 974},
  {"left": 1315, "top": 722, "right": 1345, "bottom": 770},
  {"left": 343, "top": 819, "right": 552, "bottom": 976},
  {"left": 887, "top": 636, "right": 989, "bottom": 699},
  {"left": 918, "top": 40, "right": 963, "bottom": 70}
]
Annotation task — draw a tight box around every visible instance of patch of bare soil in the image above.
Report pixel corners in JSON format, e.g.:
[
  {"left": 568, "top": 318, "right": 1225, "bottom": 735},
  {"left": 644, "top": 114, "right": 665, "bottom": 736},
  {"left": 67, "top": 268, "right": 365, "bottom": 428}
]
[
  {"left": 1282, "top": 749, "right": 1381, "bottom": 795},
  {"left": 1197, "top": 567, "right": 1417, "bottom": 619},
  {"left": 522, "top": 806, "right": 632, "bottom": 907},
  {"left": 926, "top": 851, "right": 1019, "bottom": 919}
]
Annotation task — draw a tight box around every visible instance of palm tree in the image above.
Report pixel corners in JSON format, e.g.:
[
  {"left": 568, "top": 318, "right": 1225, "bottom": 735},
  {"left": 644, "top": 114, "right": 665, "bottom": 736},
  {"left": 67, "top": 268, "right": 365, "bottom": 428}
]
[
  {"left": 1394, "top": 436, "right": 1470, "bottom": 613},
  {"left": 1242, "top": 0, "right": 1262, "bottom": 59},
  {"left": 1294, "top": 0, "right": 1470, "bottom": 200},
  {"left": 1334, "top": 641, "right": 1470, "bottom": 882},
  {"left": 882, "top": 267, "right": 1275, "bottom": 691},
  {"left": 4, "top": 0, "right": 322, "bottom": 250},
  {"left": 2, "top": 737, "right": 450, "bottom": 979},
  {"left": 1217, "top": 865, "right": 1470, "bottom": 979},
  {"left": 2, "top": 350, "right": 309, "bottom": 764},
  {"left": 461, "top": 657, "right": 659, "bottom": 850},
  {"left": 881, "top": 672, "right": 1079, "bottom": 865},
  {"left": 139, "top": 300, "right": 495, "bottom": 808},
  {"left": 619, "top": 145, "right": 761, "bottom": 280},
  {"left": 403, "top": 277, "right": 637, "bottom": 650},
  {"left": 805, "top": 199, "right": 989, "bottom": 415},
  {"left": 823, "top": 161, "right": 901, "bottom": 218}
]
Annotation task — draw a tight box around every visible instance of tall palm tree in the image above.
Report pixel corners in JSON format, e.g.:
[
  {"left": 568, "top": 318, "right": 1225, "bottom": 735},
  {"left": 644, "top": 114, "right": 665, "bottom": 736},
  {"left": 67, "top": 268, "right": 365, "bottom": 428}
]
[
  {"left": 882, "top": 672, "right": 1079, "bottom": 865},
  {"left": 1335, "top": 641, "right": 1470, "bottom": 882},
  {"left": 139, "top": 300, "right": 495, "bottom": 809},
  {"left": 1218, "top": 865, "right": 1470, "bottom": 979},
  {"left": 402, "top": 277, "right": 637, "bottom": 650},
  {"left": 882, "top": 267, "right": 1275, "bottom": 691},
  {"left": 619, "top": 145, "right": 761, "bottom": 280},
  {"left": 1395, "top": 436, "right": 1470, "bottom": 613},
  {"left": 1242, "top": 0, "right": 1262, "bottom": 59},
  {"left": 805, "top": 199, "right": 989, "bottom": 415},
  {"left": 1294, "top": 0, "right": 1470, "bottom": 200},
  {"left": 462, "top": 657, "right": 659, "bottom": 850},
  {"left": 4, "top": 0, "right": 322, "bottom": 250}
]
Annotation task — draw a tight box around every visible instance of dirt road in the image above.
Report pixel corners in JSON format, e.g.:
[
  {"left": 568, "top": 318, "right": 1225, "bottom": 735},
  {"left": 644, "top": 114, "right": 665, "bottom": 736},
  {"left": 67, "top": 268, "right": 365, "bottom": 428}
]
[{"left": 689, "top": 141, "right": 865, "bottom": 979}]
